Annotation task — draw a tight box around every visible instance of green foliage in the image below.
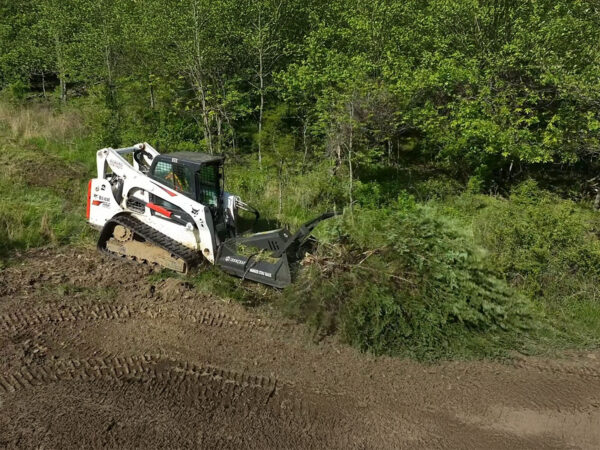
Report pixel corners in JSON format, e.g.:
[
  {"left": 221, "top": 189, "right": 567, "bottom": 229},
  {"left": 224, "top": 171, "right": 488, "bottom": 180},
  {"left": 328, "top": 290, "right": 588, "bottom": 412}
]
[
  {"left": 473, "top": 181, "right": 600, "bottom": 346},
  {"left": 475, "top": 181, "right": 600, "bottom": 298},
  {"left": 227, "top": 156, "right": 345, "bottom": 230},
  {"left": 284, "top": 200, "right": 537, "bottom": 359},
  {"left": 5, "top": 80, "right": 28, "bottom": 103},
  {"left": 412, "top": 176, "right": 464, "bottom": 201},
  {"left": 2, "top": 0, "right": 599, "bottom": 177}
]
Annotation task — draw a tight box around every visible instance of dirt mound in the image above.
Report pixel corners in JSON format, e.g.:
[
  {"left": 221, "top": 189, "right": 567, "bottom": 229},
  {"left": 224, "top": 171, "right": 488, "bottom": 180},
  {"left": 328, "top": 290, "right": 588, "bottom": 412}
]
[
  {"left": 1, "top": 248, "right": 600, "bottom": 448},
  {"left": 152, "top": 278, "right": 195, "bottom": 301}
]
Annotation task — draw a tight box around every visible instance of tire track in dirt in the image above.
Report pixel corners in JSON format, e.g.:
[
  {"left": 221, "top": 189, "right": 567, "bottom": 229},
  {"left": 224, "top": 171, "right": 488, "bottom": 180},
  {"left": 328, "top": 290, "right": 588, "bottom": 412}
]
[
  {"left": 0, "top": 355, "right": 290, "bottom": 410},
  {"left": 0, "top": 304, "right": 134, "bottom": 332},
  {"left": 512, "top": 358, "right": 600, "bottom": 380},
  {"left": 5, "top": 249, "right": 600, "bottom": 449},
  {"left": 427, "top": 361, "right": 600, "bottom": 414},
  {"left": 0, "top": 302, "right": 299, "bottom": 337}
]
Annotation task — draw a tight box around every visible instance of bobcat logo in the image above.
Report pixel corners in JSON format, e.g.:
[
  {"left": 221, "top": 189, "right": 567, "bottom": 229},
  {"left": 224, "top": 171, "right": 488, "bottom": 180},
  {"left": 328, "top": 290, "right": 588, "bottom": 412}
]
[{"left": 191, "top": 208, "right": 199, "bottom": 216}]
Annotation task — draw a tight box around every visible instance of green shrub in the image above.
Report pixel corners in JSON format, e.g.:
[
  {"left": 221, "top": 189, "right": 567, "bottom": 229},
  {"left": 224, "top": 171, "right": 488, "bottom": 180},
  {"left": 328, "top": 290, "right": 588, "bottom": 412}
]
[
  {"left": 283, "top": 199, "right": 537, "bottom": 359},
  {"left": 5, "top": 80, "right": 28, "bottom": 103},
  {"left": 473, "top": 180, "right": 600, "bottom": 346},
  {"left": 475, "top": 180, "right": 600, "bottom": 300},
  {"left": 412, "top": 176, "right": 463, "bottom": 201}
]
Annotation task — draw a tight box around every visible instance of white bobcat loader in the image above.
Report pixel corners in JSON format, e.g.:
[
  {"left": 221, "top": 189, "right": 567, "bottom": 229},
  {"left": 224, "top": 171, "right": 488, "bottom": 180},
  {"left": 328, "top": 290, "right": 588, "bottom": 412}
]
[{"left": 86, "top": 143, "right": 334, "bottom": 288}]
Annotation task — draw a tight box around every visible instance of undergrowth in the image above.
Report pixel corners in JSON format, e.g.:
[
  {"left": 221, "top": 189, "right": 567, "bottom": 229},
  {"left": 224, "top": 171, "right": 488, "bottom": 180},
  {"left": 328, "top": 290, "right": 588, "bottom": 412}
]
[
  {"left": 282, "top": 198, "right": 539, "bottom": 360},
  {"left": 473, "top": 181, "right": 600, "bottom": 349}
]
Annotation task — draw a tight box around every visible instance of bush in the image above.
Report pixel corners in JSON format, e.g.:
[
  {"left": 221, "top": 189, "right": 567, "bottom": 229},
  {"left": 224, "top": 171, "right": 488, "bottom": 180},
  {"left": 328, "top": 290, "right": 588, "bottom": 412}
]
[
  {"left": 3, "top": 80, "right": 29, "bottom": 103},
  {"left": 283, "top": 198, "right": 537, "bottom": 359},
  {"left": 473, "top": 180, "right": 600, "bottom": 346},
  {"left": 412, "top": 176, "right": 463, "bottom": 201},
  {"left": 475, "top": 180, "right": 600, "bottom": 299}
]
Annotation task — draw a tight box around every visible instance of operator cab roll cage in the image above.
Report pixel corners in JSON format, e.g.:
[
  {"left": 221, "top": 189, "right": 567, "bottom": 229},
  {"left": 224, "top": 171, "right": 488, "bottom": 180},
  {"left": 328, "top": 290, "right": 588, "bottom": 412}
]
[{"left": 147, "top": 152, "right": 225, "bottom": 215}]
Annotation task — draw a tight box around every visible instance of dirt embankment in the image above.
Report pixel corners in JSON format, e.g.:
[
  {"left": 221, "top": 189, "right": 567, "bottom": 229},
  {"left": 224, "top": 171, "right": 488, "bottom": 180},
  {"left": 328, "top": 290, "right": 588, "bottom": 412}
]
[{"left": 1, "top": 248, "right": 600, "bottom": 449}]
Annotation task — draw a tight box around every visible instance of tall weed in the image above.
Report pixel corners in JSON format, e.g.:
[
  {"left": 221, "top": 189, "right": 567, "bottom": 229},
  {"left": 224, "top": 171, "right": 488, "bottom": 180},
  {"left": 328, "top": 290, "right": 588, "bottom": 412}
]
[
  {"left": 0, "top": 102, "right": 86, "bottom": 142},
  {"left": 0, "top": 102, "right": 94, "bottom": 255}
]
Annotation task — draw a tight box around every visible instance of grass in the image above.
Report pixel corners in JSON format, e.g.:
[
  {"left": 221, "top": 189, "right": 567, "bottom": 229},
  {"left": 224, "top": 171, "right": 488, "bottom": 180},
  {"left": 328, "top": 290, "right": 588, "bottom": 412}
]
[
  {"left": 0, "top": 101, "right": 86, "bottom": 142},
  {"left": 0, "top": 101, "right": 96, "bottom": 257}
]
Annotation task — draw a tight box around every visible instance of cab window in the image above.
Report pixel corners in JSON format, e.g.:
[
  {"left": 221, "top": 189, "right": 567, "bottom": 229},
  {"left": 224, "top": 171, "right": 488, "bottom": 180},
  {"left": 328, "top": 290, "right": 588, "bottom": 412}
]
[
  {"left": 154, "top": 161, "right": 193, "bottom": 195},
  {"left": 196, "top": 164, "right": 220, "bottom": 207}
]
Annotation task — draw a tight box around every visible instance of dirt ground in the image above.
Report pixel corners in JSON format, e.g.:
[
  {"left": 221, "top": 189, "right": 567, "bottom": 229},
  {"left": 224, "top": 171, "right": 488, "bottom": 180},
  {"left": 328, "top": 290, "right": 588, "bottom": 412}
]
[{"left": 1, "top": 248, "right": 600, "bottom": 449}]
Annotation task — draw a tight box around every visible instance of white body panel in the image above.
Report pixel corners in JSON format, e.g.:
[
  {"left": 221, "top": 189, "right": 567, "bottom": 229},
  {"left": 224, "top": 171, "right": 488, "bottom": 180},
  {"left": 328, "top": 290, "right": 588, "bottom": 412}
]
[
  {"left": 88, "top": 178, "right": 122, "bottom": 227},
  {"left": 88, "top": 143, "right": 228, "bottom": 264}
]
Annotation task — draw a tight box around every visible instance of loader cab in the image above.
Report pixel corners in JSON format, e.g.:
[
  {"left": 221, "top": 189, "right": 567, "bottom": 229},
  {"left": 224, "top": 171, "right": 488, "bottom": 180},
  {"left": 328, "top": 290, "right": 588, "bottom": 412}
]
[{"left": 149, "top": 152, "right": 225, "bottom": 216}]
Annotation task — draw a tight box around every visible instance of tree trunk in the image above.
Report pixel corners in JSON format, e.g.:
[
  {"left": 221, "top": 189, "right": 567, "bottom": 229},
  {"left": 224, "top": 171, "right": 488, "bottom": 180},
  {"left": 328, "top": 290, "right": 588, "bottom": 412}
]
[
  {"left": 105, "top": 45, "right": 116, "bottom": 111},
  {"left": 149, "top": 77, "right": 155, "bottom": 109},
  {"left": 333, "top": 143, "right": 342, "bottom": 173},
  {"left": 54, "top": 34, "right": 67, "bottom": 104},
  {"left": 348, "top": 102, "right": 354, "bottom": 220},
  {"left": 278, "top": 161, "right": 283, "bottom": 215},
  {"left": 198, "top": 82, "right": 213, "bottom": 154},
  {"left": 258, "top": 47, "right": 264, "bottom": 168},
  {"left": 224, "top": 114, "right": 236, "bottom": 155},
  {"left": 191, "top": 0, "right": 213, "bottom": 153},
  {"left": 216, "top": 115, "right": 222, "bottom": 153},
  {"left": 41, "top": 72, "right": 47, "bottom": 100},
  {"left": 302, "top": 119, "right": 309, "bottom": 166},
  {"left": 255, "top": 7, "right": 265, "bottom": 168},
  {"left": 59, "top": 77, "right": 67, "bottom": 104}
]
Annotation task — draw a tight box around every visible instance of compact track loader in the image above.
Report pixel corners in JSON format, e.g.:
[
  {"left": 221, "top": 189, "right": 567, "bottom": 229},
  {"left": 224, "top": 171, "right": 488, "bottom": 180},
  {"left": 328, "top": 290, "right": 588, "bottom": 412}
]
[{"left": 87, "top": 143, "right": 334, "bottom": 288}]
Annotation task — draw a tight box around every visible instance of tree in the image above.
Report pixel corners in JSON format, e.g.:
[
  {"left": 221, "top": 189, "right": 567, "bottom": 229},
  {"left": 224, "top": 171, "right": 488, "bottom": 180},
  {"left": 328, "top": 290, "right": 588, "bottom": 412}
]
[
  {"left": 244, "top": 0, "right": 286, "bottom": 167},
  {"left": 36, "top": 0, "right": 89, "bottom": 104}
]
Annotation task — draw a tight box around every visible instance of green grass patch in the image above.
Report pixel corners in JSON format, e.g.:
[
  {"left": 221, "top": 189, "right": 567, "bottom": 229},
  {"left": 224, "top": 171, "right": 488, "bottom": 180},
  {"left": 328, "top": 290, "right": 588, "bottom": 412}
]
[{"left": 0, "top": 104, "right": 96, "bottom": 257}]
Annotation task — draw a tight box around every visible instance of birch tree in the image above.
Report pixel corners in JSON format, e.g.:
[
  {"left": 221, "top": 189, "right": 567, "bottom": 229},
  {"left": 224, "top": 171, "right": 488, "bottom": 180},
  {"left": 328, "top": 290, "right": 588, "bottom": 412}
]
[{"left": 245, "top": 0, "right": 284, "bottom": 167}]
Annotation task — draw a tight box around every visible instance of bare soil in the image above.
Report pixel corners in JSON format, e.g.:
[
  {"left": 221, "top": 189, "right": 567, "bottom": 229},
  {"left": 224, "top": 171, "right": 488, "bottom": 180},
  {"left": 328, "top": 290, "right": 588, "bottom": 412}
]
[{"left": 1, "top": 248, "right": 600, "bottom": 449}]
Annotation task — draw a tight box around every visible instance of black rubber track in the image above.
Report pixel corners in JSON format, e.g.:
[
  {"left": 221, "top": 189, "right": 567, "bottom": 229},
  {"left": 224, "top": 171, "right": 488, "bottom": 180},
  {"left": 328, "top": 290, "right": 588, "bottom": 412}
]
[{"left": 97, "top": 214, "right": 201, "bottom": 273}]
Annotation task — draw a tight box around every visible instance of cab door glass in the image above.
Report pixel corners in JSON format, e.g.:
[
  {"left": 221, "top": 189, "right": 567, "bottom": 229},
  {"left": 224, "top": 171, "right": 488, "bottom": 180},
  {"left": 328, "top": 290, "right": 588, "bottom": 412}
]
[
  {"left": 171, "top": 164, "right": 194, "bottom": 195},
  {"left": 153, "top": 161, "right": 173, "bottom": 187},
  {"left": 196, "top": 165, "right": 219, "bottom": 207},
  {"left": 153, "top": 161, "right": 194, "bottom": 196},
  {"left": 151, "top": 161, "right": 193, "bottom": 218}
]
